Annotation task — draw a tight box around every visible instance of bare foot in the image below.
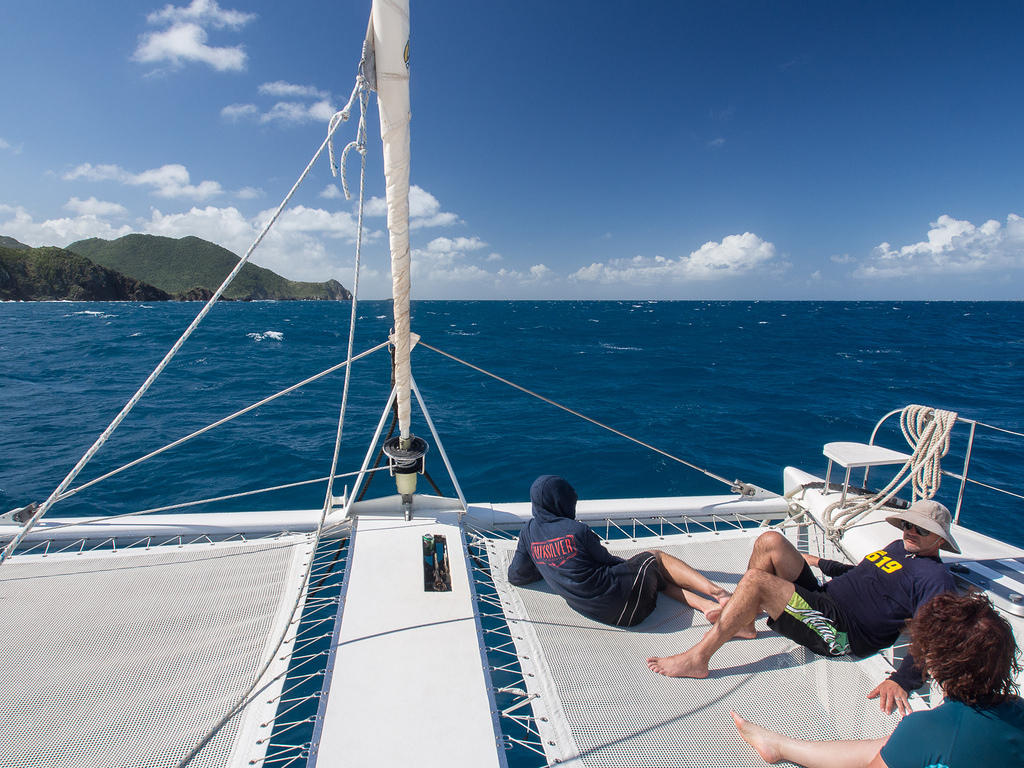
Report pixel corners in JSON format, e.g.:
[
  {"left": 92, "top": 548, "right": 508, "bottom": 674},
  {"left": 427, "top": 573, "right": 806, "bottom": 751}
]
[
  {"left": 731, "top": 711, "right": 783, "bottom": 764},
  {"left": 702, "top": 606, "right": 757, "bottom": 640},
  {"left": 646, "top": 652, "right": 710, "bottom": 678}
]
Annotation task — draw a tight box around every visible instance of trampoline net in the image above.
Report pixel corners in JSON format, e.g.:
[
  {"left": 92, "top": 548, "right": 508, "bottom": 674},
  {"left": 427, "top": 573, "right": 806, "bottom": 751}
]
[
  {"left": 0, "top": 534, "right": 312, "bottom": 768},
  {"left": 487, "top": 527, "right": 904, "bottom": 768}
]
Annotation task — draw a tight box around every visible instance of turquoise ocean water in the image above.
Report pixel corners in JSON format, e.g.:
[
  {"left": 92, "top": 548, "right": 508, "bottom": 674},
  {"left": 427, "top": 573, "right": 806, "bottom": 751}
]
[{"left": 1, "top": 300, "right": 1022, "bottom": 547}]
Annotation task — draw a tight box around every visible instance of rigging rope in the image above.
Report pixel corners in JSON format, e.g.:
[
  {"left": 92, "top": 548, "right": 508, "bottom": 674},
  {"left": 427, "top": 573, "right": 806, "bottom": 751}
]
[
  {"left": 821, "top": 404, "right": 957, "bottom": 536},
  {"left": 322, "top": 81, "right": 371, "bottom": 515}
]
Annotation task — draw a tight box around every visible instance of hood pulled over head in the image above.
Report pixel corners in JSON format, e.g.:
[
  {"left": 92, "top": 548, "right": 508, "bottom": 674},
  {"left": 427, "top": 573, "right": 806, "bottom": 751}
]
[{"left": 530, "top": 475, "right": 578, "bottom": 522}]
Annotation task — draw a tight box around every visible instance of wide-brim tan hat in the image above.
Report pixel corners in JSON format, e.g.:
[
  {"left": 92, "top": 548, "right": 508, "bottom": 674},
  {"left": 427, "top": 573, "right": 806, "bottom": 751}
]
[{"left": 886, "top": 499, "right": 961, "bottom": 554}]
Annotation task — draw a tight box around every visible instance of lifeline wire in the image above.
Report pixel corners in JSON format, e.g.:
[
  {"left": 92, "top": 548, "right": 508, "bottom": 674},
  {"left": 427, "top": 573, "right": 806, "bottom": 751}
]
[{"left": 0, "top": 82, "right": 367, "bottom": 567}]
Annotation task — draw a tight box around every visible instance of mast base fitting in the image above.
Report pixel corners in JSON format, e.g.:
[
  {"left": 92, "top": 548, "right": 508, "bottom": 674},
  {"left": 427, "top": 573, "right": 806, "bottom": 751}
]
[{"left": 383, "top": 435, "right": 429, "bottom": 520}]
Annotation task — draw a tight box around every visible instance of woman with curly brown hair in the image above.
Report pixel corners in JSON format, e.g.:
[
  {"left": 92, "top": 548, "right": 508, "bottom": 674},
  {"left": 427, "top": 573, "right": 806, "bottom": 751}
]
[{"left": 731, "top": 591, "right": 1024, "bottom": 767}]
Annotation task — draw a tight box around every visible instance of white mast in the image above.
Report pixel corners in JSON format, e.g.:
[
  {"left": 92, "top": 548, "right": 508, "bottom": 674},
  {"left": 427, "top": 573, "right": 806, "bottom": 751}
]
[
  {"left": 369, "top": 0, "right": 428, "bottom": 518},
  {"left": 371, "top": 0, "right": 413, "bottom": 442}
]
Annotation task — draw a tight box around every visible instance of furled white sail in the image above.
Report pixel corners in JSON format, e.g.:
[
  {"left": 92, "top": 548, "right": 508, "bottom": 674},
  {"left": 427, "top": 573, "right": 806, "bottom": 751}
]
[{"left": 370, "top": 0, "right": 413, "bottom": 440}]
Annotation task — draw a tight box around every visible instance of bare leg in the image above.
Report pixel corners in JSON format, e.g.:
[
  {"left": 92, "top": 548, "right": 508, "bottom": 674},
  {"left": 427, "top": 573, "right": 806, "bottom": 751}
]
[
  {"left": 647, "top": 569, "right": 793, "bottom": 677},
  {"left": 650, "top": 550, "right": 729, "bottom": 600},
  {"left": 747, "top": 530, "right": 808, "bottom": 581},
  {"left": 664, "top": 587, "right": 758, "bottom": 639},
  {"left": 651, "top": 550, "right": 757, "bottom": 639},
  {"left": 732, "top": 712, "right": 886, "bottom": 768}
]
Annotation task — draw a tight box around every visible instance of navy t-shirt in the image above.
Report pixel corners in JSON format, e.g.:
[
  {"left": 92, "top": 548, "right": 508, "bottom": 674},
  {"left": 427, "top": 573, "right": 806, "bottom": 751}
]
[
  {"left": 880, "top": 698, "right": 1024, "bottom": 767},
  {"left": 818, "top": 539, "right": 955, "bottom": 688}
]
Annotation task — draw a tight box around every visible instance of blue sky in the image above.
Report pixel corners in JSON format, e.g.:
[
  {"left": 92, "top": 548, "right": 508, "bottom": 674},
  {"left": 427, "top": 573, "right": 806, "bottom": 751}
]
[{"left": 2, "top": 0, "right": 1023, "bottom": 300}]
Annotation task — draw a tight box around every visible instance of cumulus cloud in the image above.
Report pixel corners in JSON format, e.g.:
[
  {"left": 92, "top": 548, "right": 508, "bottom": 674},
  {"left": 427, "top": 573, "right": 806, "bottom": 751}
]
[
  {"left": 0, "top": 204, "right": 133, "bottom": 246},
  {"left": 857, "top": 213, "right": 1024, "bottom": 278},
  {"left": 0, "top": 137, "right": 21, "bottom": 154},
  {"left": 236, "top": 186, "right": 262, "bottom": 200},
  {"left": 571, "top": 232, "right": 780, "bottom": 285},
  {"left": 365, "top": 185, "right": 459, "bottom": 229},
  {"left": 258, "top": 81, "right": 328, "bottom": 99},
  {"left": 134, "top": 0, "right": 254, "bottom": 72},
  {"left": 63, "top": 162, "right": 223, "bottom": 200},
  {"left": 221, "top": 103, "right": 259, "bottom": 121},
  {"left": 65, "top": 197, "right": 129, "bottom": 216},
  {"left": 255, "top": 205, "right": 359, "bottom": 239},
  {"left": 260, "top": 100, "right": 336, "bottom": 125},
  {"left": 424, "top": 236, "right": 487, "bottom": 253},
  {"left": 147, "top": 0, "right": 255, "bottom": 28},
  {"left": 221, "top": 81, "right": 336, "bottom": 125},
  {"left": 320, "top": 184, "right": 343, "bottom": 199}
]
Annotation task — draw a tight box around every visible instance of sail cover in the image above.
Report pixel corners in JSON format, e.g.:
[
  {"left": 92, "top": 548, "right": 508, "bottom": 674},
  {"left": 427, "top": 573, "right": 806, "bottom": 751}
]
[{"left": 370, "top": 0, "right": 413, "bottom": 439}]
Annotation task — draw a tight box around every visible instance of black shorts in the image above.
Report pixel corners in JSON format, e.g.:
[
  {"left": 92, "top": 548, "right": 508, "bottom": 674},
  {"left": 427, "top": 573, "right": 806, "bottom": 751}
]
[
  {"left": 767, "top": 584, "right": 852, "bottom": 657},
  {"left": 609, "top": 552, "right": 666, "bottom": 627}
]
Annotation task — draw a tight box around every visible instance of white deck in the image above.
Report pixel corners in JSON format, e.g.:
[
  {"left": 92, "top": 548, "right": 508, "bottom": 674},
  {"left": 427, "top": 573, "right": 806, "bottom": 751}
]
[{"left": 312, "top": 507, "right": 504, "bottom": 768}]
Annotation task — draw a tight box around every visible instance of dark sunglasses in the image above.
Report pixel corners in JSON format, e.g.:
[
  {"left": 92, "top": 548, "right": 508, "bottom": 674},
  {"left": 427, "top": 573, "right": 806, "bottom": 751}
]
[{"left": 898, "top": 520, "right": 932, "bottom": 537}]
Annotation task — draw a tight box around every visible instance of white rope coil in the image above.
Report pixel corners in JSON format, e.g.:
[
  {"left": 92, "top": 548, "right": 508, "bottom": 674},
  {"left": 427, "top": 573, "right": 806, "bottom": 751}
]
[{"left": 822, "top": 404, "right": 958, "bottom": 536}]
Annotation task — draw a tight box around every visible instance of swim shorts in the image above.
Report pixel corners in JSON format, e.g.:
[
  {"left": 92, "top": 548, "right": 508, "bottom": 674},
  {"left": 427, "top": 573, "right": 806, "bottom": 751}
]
[
  {"left": 767, "top": 584, "right": 851, "bottom": 657},
  {"left": 610, "top": 552, "right": 666, "bottom": 627}
]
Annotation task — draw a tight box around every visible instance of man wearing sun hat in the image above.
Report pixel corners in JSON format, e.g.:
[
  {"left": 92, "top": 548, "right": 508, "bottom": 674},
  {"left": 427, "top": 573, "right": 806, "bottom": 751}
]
[{"left": 647, "top": 499, "right": 959, "bottom": 717}]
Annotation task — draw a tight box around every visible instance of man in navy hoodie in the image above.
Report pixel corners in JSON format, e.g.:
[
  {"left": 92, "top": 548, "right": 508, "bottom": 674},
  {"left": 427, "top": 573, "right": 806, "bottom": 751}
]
[{"left": 507, "top": 475, "right": 740, "bottom": 627}]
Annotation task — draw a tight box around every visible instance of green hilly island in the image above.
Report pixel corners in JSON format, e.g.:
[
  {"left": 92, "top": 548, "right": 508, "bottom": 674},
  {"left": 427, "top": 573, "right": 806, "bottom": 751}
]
[
  {"left": 0, "top": 243, "right": 173, "bottom": 301},
  {"left": 67, "top": 234, "right": 350, "bottom": 301}
]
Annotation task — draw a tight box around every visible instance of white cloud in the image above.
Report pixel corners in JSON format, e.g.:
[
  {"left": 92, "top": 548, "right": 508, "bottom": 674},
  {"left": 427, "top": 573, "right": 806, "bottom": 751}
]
[
  {"left": 0, "top": 137, "right": 20, "bottom": 154},
  {"left": 425, "top": 236, "right": 487, "bottom": 253},
  {"left": 65, "top": 197, "right": 128, "bottom": 216},
  {"left": 571, "top": 232, "right": 780, "bottom": 285},
  {"left": 258, "top": 81, "right": 328, "bottom": 99},
  {"left": 222, "top": 82, "right": 336, "bottom": 126},
  {"left": 147, "top": 0, "right": 256, "bottom": 29},
  {"left": 707, "top": 137, "right": 726, "bottom": 149},
  {"left": 63, "top": 162, "right": 223, "bottom": 200},
  {"left": 320, "top": 184, "right": 343, "bottom": 199},
  {"left": 255, "top": 204, "right": 360, "bottom": 239},
  {"left": 259, "top": 100, "right": 336, "bottom": 125},
  {"left": 830, "top": 253, "right": 854, "bottom": 264},
  {"left": 365, "top": 185, "right": 459, "bottom": 229},
  {"left": 236, "top": 186, "right": 262, "bottom": 200},
  {"left": 221, "top": 103, "right": 259, "bottom": 121},
  {"left": 857, "top": 213, "right": 1024, "bottom": 278},
  {"left": 134, "top": 22, "right": 247, "bottom": 72},
  {"left": 134, "top": 1, "right": 254, "bottom": 72},
  {"left": 0, "top": 204, "right": 133, "bottom": 247}
]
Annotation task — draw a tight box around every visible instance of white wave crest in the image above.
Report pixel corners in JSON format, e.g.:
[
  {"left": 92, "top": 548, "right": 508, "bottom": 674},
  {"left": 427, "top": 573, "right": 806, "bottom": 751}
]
[{"left": 247, "top": 330, "right": 284, "bottom": 342}]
